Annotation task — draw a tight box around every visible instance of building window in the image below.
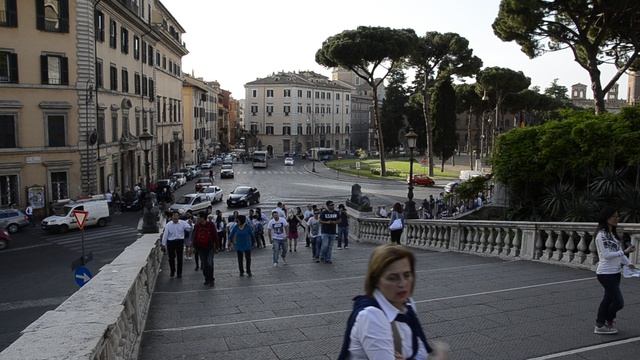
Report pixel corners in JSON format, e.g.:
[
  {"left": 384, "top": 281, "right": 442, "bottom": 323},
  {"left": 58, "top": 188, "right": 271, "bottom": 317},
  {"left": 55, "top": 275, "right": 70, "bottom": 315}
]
[
  {"left": 265, "top": 125, "right": 274, "bottom": 135},
  {"left": 346, "top": 94, "right": 350, "bottom": 101},
  {"left": 94, "top": 10, "right": 105, "bottom": 41},
  {"left": 0, "top": 175, "right": 18, "bottom": 207},
  {"left": 142, "top": 75, "right": 147, "bottom": 96},
  {"left": 36, "top": 0, "right": 69, "bottom": 33},
  {"left": 120, "top": 27, "right": 129, "bottom": 54},
  {"left": 325, "top": 125, "right": 331, "bottom": 134},
  {"left": 40, "top": 55, "right": 68, "bottom": 85},
  {"left": 297, "top": 105, "right": 303, "bottom": 113},
  {"left": 109, "top": 65, "right": 117, "bottom": 91},
  {"left": 321, "top": 92, "right": 325, "bottom": 99},
  {"left": 306, "top": 124, "right": 311, "bottom": 135},
  {"left": 297, "top": 90, "right": 302, "bottom": 97},
  {"left": 142, "top": 40, "right": 147, "bottom": 64},
  {"left": 0, "top": 114, "right": 17, "bottom": 148},
  {"left": 283, "top": 105, "right": 290, "bottom": 115},
  {"left": 335, "top": 125, "right": 340, "bottom": 134},
  {"left": 133, "top": 35, "right": 140, "bottom": 60},
  {"left": 155, "top": 52, "right": 160, "bottom": 67},
  {"left": 111, "top": 111, "right": 118, "bottom": 142},
  {"left": 250, "top": 123, "right": 258, "bottom": 133},
  {"left": 336, "top": 93, "right": 340, "bottom": 100},
  {"left": 0, "top": 51, "right": 18, "bottom": 83},
  {"left": 326, "top": 105, "right": 331, "bottom": 114},
  {"left": 266, "top": 89, "right": 274, "bottom": 97},
  {"left": 95, "top": 59, "right": 103, "bottom": 88},
  {"left": 297, "top": 124, "right": 303, "bottom": 135},
  {"left": 306, "top": 105, "right": 311, "bottom": 113},
  {"left": 315, "top": 106, "right": 319, "bottom": 114},
  {"left": 251, "top": 89, "right": 257, "bottom": 97},
  {"left": 97, "top": 109, "right": 105, "bottom": 144},
  {"left": 346, "top": 107, "right": 349, "bottom": 114},
  {"left": 327, "top": 92, "right": 331, "bottom": 100},
  {"left": 345, "top": 125, "right": 350, "bottom": 134},
  {"left": 266, "top": 105, "right": 273, "bottom": 116},
  {"left": 121, "top": 68, "right": 128, "bottom": 93},
  {"left": 134, "top": 73, "right": 140, "bottom": 94},
  {"left": 147, "top": 45, "right": 153, "bottom": 65},
  {"left": 46, "top": 114, "right": 66, "bottom": 147},
  {"left": 50, "top": 171, "right": 68, "bottom": 202},
  {"left": 315, "top": 91, "right": 320, "bottom": 99},
  {"left": 284, "top": 89, "right": 291, "bottom": 97},
  {"left": 282, "top": 125, "right": 291, "bottom": 135},
  {"left": 162, "top": 55, "right": 166, "bottom": 69},
  {"left": 0, "top": 0, "right": 17, "bottom": 27},
  {"left": 148, "top": 78, "right": 154, "bottom": 99},
  {"left": 250, "top": 105, "right": 258, "bottom": 115},
  {"left": 109, "top": 18, "right": 117, "bottom": 48},
  {"left": 336, "top": 105, "right": 339, "bottom": 114}
]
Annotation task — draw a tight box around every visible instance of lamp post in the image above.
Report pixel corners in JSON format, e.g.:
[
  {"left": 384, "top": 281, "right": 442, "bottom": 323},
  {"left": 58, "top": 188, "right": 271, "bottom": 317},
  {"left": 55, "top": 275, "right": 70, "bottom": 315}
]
[
  {"left": 139, "top": 128, "right": 154, "bottom": 189},
  {"left": 404, "top": 128, "right": 418, "bottom": 220},
  {"left": 307, "top": 117, "right": 316, "bottom": 172},
  {"left": 139, "top": 128, "right": 158, "bottom": 233},
  {"left": 85, "top": 81, "right": 94, "bottom": 195}
]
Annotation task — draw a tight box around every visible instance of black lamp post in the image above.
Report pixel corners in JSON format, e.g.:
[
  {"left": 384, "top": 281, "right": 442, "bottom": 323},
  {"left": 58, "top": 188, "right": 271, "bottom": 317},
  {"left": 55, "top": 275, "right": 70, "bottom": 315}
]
[
  {"left": 139, "top": 129, "right": 154, "bottom": 189},
  {"left": 404, "top": 128, "right": 418, "bottom": 219},
  {"left": 139, "top": 128, "right": 158, "bottom": 233}
]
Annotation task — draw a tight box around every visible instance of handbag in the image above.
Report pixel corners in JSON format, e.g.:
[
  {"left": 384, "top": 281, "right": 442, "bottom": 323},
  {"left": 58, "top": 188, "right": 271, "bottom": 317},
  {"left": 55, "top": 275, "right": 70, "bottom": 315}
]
[{"left": 389, "top": 218, "right": 403, "bottom": 231}]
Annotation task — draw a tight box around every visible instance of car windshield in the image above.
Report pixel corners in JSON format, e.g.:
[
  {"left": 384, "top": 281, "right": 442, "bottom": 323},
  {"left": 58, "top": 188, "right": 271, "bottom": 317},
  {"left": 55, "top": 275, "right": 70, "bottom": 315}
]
[
  {"left": 233, "top": 187, "right": 250, "bottom": 194},
  {"left": 175, "top": 196, "right": 194, "bottom": 205},
  {"left": 197, "top": 177, "right": 210, "bottom": 183},
  {"left": 203, "top": 187, "right": 214, "bottom": 193},
  {"left": 222, "top": 164, "right": 232, "bottom": 169}
]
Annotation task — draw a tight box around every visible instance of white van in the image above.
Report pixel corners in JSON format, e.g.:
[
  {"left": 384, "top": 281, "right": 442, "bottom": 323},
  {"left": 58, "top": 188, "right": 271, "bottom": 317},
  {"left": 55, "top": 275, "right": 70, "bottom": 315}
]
[{"left": 41, "top": 200, "right": 111, "bottom": 232}]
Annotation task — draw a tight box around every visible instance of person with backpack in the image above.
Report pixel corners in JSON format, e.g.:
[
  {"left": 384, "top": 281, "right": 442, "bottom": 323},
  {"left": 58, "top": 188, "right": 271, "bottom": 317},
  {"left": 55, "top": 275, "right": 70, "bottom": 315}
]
[
  {"left": 338, "top": 244, "right": 438, "bottom": 360},
  {"left": 252, "top": 214, "right": 266, "bottom": 248},
  {"left": 192, "top": 212, "right": 218, "bottom": 286}
]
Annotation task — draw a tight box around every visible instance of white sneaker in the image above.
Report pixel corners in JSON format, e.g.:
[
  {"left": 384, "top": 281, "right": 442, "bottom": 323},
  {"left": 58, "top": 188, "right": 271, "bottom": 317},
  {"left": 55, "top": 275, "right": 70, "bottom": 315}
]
[
  {"left": 273, "top": 262, "right": 278, "bottom": 267},
  {"left": 594, "top": 325, "right": 618, "bottom": 334},
  {"left": 282, "top": 257, "right": 287, "bottom": 264}
]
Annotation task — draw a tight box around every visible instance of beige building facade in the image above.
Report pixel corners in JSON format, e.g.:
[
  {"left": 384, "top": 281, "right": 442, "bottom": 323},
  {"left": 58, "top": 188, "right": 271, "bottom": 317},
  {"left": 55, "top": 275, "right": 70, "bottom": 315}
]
[
  {"left": 182, "top": 74, "right": 218, "bottom": 165},
  {"left": 244, "top": 71, "right": 352, "bottom": 157},
  {"left": 0, "top": 0, "right": 187, "bottom": 212}
]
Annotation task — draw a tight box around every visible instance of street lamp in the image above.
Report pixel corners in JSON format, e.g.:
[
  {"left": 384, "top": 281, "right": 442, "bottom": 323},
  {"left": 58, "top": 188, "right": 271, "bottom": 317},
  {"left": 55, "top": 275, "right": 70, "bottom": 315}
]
[
  {"left": 404, "top": 128, "right": 418, "bottom": 220},
  {"left": 307, "top": 118, "right": 316, "bottom": 172},
  {"left": 139, "top": 128, "right": 158, "bottom": 233},
  {"left": 139, "top": 128, "right": 154, "bottom": 189}
]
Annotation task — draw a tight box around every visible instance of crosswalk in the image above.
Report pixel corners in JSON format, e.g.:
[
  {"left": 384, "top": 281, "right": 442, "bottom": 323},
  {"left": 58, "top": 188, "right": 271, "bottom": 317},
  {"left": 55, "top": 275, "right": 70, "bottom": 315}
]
[
  {"left": 233, "top": 170, "right": 308, "bottom": 175},
  {"left": 39, "top": 224, "right": 141, "bottom": 257}
]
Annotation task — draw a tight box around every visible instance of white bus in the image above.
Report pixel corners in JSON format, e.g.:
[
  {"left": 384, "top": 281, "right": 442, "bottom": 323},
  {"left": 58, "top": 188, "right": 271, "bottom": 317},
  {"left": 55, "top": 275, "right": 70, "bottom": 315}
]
[
  {"left": 252, "top": 150, "right": 269, "bottom": 168},
  {"left": 310, "top": 147, "right": 335, "bottom": 161}
]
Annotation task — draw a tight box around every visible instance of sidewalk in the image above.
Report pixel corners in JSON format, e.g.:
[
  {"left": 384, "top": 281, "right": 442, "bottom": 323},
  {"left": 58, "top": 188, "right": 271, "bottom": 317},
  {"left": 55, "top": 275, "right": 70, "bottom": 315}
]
[{"left": 138, "top": 242, "right": 640, "bottom": 359}]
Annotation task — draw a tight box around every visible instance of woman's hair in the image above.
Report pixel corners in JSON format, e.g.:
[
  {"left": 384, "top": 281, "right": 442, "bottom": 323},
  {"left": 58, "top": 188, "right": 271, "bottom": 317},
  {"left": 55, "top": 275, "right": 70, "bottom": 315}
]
[
  {"left": 597, "top": 206, "right": 619, "bottom": 238},
  {"left": 364, "top": 245, "right": 416, "bottom": 297},
  {"left": 393, "top": 202, "right": 403, "bottom": 213}
]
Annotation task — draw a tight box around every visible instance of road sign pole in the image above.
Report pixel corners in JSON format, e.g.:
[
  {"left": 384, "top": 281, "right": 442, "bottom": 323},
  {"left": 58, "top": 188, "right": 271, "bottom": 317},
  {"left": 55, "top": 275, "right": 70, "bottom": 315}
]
[{"left": 81, "top": 228, "right": 85, "bottom": 265}]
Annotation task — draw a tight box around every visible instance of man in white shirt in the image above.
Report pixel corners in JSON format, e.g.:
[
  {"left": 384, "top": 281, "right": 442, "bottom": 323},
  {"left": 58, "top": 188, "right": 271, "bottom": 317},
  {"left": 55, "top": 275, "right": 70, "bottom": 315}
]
[
  {"left": 25, "top": 203, "right": 34, "bottom": 227},
  {"left": 272, "top": 202, "right": 286, "bottom": 218},
  {"left": 161, "top": 211, "right": 193, "bottom": 278},
  {"left": 267, "top": 211, "right": 288, "bottom": 267}
]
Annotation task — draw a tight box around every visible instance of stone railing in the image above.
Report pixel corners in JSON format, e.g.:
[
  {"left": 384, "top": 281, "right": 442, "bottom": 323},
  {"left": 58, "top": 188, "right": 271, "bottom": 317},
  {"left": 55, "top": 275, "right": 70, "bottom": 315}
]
[
  {"left": 349, "top": 212, "right": 640, "bottom": 270},
  {"left": 0, "top": 232, "right": 164, "bottom": 360}
]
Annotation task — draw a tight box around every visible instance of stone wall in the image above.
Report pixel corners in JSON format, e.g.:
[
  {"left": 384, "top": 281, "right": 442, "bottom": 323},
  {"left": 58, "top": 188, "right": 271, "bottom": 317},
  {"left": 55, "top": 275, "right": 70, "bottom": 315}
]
[{"left": 0, "top": 233, "right": 163, "bottom": 360}]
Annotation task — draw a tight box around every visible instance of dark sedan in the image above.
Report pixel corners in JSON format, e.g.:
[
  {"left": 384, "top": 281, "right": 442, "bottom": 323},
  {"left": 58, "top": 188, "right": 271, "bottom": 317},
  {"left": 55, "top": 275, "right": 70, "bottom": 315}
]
[{"left": 226, "top": 186, "right": 260, "bottom": 208}]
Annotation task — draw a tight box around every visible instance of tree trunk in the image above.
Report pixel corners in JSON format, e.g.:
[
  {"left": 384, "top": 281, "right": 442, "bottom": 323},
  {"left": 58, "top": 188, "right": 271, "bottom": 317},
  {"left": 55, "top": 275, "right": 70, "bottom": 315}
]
[
  {"left": 422, "top": 87, "right": 434, "bottom": 177},
  {"left": 588, "top": 67, "right": 606, "bottom": 115},
  {"left": 636, "top": 163, "right": 639, "bottom": 190},
  {"left": 371, "top": 85, "right": 386, "bottom": 176},
  {"left": 467, "top": 107, "right": 473, "bottom": 170},
  {"left": 441, "top": 153, "right": 445, "bottom": 172}
]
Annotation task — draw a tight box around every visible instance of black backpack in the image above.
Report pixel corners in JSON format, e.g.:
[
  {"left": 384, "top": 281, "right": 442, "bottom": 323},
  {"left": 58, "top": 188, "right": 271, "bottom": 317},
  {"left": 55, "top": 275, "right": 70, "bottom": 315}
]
[{"left": 338, "top": 295, "right": 432, "bottom": 360}]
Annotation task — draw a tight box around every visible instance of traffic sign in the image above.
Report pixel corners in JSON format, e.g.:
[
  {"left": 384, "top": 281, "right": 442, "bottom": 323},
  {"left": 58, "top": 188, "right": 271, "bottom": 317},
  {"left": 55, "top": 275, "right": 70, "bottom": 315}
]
[
  {"left": 74, "top": 266, "right": 92, "bottom": 287},
  {"left": 73, "top": 210, "right": 89, "bottom": 230},
  {"left": 355, "top": 161, "right": 361, "bottom": 170}
]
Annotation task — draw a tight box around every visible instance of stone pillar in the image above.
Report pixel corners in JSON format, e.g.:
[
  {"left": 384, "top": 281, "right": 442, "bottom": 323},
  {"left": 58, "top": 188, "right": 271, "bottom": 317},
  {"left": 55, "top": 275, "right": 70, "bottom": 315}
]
[{"left": 518, "top": 223, "right": 538, "bottom": 260}]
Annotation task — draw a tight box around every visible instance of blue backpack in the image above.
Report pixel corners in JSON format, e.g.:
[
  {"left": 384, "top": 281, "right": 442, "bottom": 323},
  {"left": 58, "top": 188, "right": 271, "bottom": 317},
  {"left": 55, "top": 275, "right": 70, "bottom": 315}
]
[{"left": 338, "top": 295, "right": 432, "bottom": 360}]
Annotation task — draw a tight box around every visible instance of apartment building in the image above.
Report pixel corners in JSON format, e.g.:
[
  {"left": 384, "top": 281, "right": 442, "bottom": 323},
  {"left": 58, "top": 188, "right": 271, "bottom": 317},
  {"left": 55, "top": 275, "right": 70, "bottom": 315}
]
[
  {"left": 244, "top": 71, "right": 353, "bottom": 157},
  {"left": 0, "top": 0, "right": 187, "bottom": 211},
  {"left": 182, "top": 74, "right": 218, "bottom": 164}
]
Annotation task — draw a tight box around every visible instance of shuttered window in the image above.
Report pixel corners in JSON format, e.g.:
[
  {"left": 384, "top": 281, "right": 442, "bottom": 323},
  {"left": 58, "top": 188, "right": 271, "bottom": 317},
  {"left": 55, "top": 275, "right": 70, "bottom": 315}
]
[
  {"left": 36, "top": 0, "right": 68, "bottom": 33},
  {"left": 40, "top": 54, "right": 68, "bottom": 85}
]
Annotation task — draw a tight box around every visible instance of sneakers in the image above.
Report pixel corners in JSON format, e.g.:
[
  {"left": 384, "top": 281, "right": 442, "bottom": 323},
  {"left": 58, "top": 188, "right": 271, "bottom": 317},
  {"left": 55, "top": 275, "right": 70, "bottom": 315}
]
[
  {"left": 273, "top": 262, "right": 278, "bottom": 267},
  {"left": 247, "top": 272, "right": 252, "bottom": 277},
  {"left": 282, "top": 258, "right": 287, "bottom": 264},
  {"left": 344, "top": 246, "right": 349, "bottom": 249},
  {"left": 594, "top": 325, "right": 618, "bottom": 335},
  {"left": 337, "top": 246, "right": 342, "bottom": 250}
]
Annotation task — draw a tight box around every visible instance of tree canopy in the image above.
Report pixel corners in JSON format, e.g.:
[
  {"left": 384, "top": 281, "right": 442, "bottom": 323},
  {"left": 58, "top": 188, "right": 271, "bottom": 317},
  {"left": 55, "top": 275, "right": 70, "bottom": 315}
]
[
  {"left": 316, "top": 26, "right": 417, "bottom": 176},
  {"left": 431, "top": 77, "right": 458, "bottom": 172},
  {"left": 492, "top": 0, "right": 640, "bottom": 114}
]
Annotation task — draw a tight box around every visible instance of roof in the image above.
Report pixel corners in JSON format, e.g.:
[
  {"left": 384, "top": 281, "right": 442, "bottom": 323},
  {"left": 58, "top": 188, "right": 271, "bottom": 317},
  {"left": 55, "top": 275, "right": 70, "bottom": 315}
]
[{"left": 245, "top": 71, "right": 352, "bottom": 91}]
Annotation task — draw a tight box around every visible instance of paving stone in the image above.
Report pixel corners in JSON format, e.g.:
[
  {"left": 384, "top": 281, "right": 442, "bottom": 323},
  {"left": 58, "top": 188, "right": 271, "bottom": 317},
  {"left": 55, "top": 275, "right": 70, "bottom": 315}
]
[{"left": 224, "top": 328, "right": 307, "bottom": 350}]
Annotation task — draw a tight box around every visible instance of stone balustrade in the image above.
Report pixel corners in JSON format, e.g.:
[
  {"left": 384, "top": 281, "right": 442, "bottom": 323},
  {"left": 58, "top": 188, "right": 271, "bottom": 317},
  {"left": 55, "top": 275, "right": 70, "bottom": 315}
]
[{"left": 349, "top": 212, "right": 640, "bottom": 270}]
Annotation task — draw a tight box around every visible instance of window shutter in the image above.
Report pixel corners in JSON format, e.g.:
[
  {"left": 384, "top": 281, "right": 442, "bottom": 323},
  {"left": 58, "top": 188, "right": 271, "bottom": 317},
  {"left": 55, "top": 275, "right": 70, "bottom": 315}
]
[
  {"left": 6, "top": 0, "right": 18, "bottom": 27},
  {"left": 35, "top": 0, "right": 45, "bottom": 30},
  {"left": 60, "top": 56, "right": 68, "bottom": 85},
  {"left": 8, "top": 53, "right": 18, "bottom": 83},
  {"left": 149, "top": 79, "right": 154, "bottom": 99},
  {"left": 59, "top": 0, "right": 69, "bottom": 32},
  {"left": 40, "top": 55, "right": 48, "bottom": 84}
]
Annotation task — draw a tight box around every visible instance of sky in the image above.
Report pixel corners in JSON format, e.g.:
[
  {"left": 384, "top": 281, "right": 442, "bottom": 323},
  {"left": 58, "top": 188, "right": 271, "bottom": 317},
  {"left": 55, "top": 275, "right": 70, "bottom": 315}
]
[{"left": 161, "top": 0, "right": 630, "bottom": 101}]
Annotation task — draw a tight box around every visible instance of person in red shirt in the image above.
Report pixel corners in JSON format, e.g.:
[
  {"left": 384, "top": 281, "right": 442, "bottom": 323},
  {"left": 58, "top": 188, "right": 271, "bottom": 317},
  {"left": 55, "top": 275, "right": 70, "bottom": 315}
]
[{"left": 192, "top": 212, "right": 218, "bottom": 286}]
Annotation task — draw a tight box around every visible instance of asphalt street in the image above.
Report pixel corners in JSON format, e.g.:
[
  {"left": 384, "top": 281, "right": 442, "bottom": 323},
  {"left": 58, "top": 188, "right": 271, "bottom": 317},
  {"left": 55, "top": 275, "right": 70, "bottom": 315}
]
[{"left": 0, "top": 157, "right": 440, "bottom": 352}]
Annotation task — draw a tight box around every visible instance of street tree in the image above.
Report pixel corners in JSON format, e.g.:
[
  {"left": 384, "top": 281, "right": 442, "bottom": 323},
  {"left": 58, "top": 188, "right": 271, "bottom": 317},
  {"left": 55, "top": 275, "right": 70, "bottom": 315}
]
[
  {"left": 492, "top": 0, "right": 640, "bottom": 114},
  {"left": 316, "top": 26, "right": 417, "bottom": 176},
  {"left": 455, "top": 83, "right": 484, "bottom": 169},
  {"left": 544, "top": 78, "right": 569, "bottom": 100},
  {"left": 431, "top": 77, "right": 458, "bottom": 172},
  {"left": 381, "top": 67, "right": 409, "bottom": 152},
  {"left": 408, "top": 31, "right": 482, "bottom": 176}
]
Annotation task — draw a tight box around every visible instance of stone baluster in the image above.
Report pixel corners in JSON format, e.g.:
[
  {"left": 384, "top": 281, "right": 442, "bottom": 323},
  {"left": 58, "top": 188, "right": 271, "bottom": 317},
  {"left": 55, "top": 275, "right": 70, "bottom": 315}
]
[
  {"left": 544, "top": 230, "right": 555, "bottom": 259},
  {"left": 427, "top": 226, "right": 436, "bottom": 247},
  {"left": 512, "top": 229, "right": 522, "bottom": 257},
  {"left": 418, "top": 225, "right": 426, "bottom": 247},
  {"left": 575, "top": 231, "right": 588, "bottom": 265},
  {"left": 552, "top": 231, "right": 566, "bottom": 261},
  {"left": 435, "top": 226, "right": 443, "bottom": 248},
  {"left": 461, "top": 227, "right": 471, "bottom": 252},
  {"left": 534, "top": 230, "right": 544, "bottom": 259},
  {"left": 474, "top": 226, "right": 483, "bottom": 252},
  {"left": 563, "top": 232, "right": 577, "bottom": 264},
  {"left": 585, "top": 233, "right": 598, "bottom": 266},
  {"left": 480, "top": 227, "right": 489, "bottom": 253},
  {"left": 491, "top": 228, "right": 503, "bottom": 255},
  {"left": 503, "top": 228, "right": 513, "bottom": 256},
  {"left": 486, "top": 227, "right": 495, "bottom": 254},
  {"left": 441, "top": 226, "right": 450, "bottom": 248}
]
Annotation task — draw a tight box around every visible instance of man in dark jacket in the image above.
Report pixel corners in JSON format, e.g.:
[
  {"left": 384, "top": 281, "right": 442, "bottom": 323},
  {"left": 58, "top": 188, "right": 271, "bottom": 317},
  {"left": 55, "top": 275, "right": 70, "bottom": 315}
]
[{"left": 192, "top": 212, "right": 218, "bottom": 286}]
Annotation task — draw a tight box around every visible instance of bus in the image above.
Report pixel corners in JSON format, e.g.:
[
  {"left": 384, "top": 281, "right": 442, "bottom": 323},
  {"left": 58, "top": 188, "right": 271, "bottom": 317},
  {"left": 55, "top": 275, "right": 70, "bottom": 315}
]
[
  {"left": 310, "top": 148, "right": 335, "bottom": 161},
  {"left": 252, "top": 150, "right": 268, "bottom": 168}
]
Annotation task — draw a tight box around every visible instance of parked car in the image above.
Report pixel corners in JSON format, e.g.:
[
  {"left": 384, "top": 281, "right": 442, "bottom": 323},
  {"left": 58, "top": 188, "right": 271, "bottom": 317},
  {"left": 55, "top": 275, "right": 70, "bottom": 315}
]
[
  {"left": 284, "top": 157, "right": 294, "bottom": 166},
  {"left": 179, "top": 168, "right": 194, "bottom": 181},
  {"left": 220, "top": 164, "right": 234, "bottom": 178},
  {"left": 408, "top": 174, "right": 435, "bottom": 187},
  {"left": 0, "top": 229, "right": 10, "bottom": 250},
  {"left": 0, "top": 209, "right": 30, "bottom": 234},
  {"left": 227, "top": 186, "right": 260, "bottom": 208},
  {"left": 156, "top": 178, "right": 177, "bottom": 191},
  {"left": 172, "top": 172, "right": 187, "bottom": 187},
  {"left": 42, "top": 200, "right": 111, "bottom": 233},
  {"left": 444, "top": 180, "right": 461, "bottom": 193},
  {"left": 195, "top": 177, "right": 213, "bottom": 192},
  {"left": 201, "top": 185, "right": 223, "bottom": 203},
  {"left": 169, "top": 194, "right": 212, "bottom": 215}
]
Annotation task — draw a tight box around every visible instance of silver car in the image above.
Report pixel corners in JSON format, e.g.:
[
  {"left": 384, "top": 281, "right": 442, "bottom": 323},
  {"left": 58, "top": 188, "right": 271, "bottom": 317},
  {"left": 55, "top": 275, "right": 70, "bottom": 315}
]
[
  {"left": 0, "top": 209, "right": 30, "bottom": 233},
  {"left": 169, "top": 194, "right": 212, "bottom": 215},
  {"left": 201, "top": 185, "right": 223, "bottom": 203}
]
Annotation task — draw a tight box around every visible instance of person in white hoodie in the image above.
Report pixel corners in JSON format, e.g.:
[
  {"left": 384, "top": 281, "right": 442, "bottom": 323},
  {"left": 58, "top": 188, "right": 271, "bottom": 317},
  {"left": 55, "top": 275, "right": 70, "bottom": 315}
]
[{"left": 593, "top": 206, "right": 636, "bottom": 335}]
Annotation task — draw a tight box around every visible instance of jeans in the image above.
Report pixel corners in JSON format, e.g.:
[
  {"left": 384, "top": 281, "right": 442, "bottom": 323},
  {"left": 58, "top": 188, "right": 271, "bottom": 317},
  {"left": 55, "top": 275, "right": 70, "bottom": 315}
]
[
  {"left": 272, "top": 239, "right": 287, "bottom": 264},
  {"left": 390, "top": 229, "right": 403, "bottom": 245},
  {"left": 167, "top": 239, "right": 184, "bottom": 276},
  {"left": 320, "top": 234, "right": 335, "bottom": 262},
  {"left": 596, "top": 273, "right": 624, "bottom": 326},
  {"left": 237, "top": 250, "right": 252, "bottom": 275},
  {"left": 337, "top": 226, "right": 349, "bottom": 247},
  {"left": 196, "top": 247, "right": 214, "bottom": 283},
  {"left": 311, "top": 235, "right": 321, "bottom": 258}
]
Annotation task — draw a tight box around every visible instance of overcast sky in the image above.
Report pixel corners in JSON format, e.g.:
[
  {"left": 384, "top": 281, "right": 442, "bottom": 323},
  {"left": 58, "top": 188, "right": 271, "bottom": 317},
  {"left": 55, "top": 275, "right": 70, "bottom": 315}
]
[{"left": 161, "top": 0, "right": 630, "bottom": 101}]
